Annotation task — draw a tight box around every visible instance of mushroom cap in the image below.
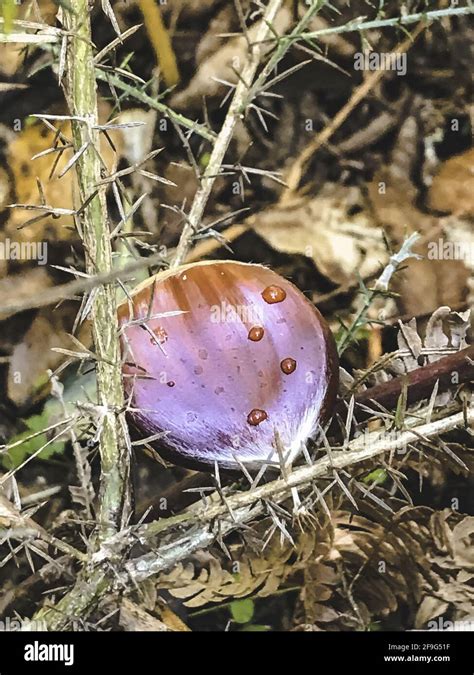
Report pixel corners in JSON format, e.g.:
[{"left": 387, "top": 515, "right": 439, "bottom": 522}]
[{"left": 118, "top": 260, "right": 338, "bottom": 470}]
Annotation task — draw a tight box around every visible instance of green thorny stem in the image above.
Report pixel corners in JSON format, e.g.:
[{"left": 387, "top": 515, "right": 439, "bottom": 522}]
[
  {"left": 336, "top": 233, "right": 422, "bottom": 356},
  {"left": 62, "top": 0, "right": 130, "bottom": 539}
]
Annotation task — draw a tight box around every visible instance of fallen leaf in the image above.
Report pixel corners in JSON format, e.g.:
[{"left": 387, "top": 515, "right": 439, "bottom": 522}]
[
  {"left": 248, "top": 185, "right": 385, "bottom": 287},
  {"left": 368, "top": 114, "right": 470, "bottom": 318},
  {"left": 7, "top": 304, "right": 91, "bottom": 408},
  {"left": 6, "top": 117, "right": 120, "bottom": 246},
  {"left": 119, "top": 598, "right": 171, "bottom": 632},
  {"left": 428, "top": 149, "right": 474, "bottom": 216}
]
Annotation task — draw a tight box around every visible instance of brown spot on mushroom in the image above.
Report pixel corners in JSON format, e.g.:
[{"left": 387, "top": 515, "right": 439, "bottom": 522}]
[
  {"left": 247, "top": 408, "right": 268, "bottom": 426},
  {"left": 281, "top": 357, "right": 297, "bottom": 374},
  {"left": 151, "top": 326, "right": 168, "bottom": 344},
  {"left": 248, "top": 326, "right": 264, "bottom": 341},
  {"left": 262, "top": 285, "right": 286, "bottom": 304}
]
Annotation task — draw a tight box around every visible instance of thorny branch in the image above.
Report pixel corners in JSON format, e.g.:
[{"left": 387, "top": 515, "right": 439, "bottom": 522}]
[
  {"left": 337, "top": 232, "right": 422, "bottom": 355},
  {"left": 172, "top": 0, "right": 285, "bottom": 266},
  {"left": 282, "top": 22, "right": 426, "bottom": 199},
  {"left": 0, "top": 248, "right": 168, "bottom": 320},
  {"left": 62, "top": 0, "right": 131, "bottom": 540},
  {"left": 33, "top": 404, "right": 473, "bottom": 629}
]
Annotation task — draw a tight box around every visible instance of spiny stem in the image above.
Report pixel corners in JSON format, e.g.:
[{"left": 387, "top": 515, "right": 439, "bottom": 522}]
[
  {"left": 171, "top": 0, "right": 285, "bottom": 267},
  {"left": 33, "top": 397, "right": 472, "bottom": 628},
  {"left": 95, "top": 71, "right": 215, "bottom": 142},
  {"left": 62, "top": 0, "right": 130, "bottom": 540},
  {"left": 247, "top": 0, "right": 326, "bottom": 105},
  {"left": 131, "top": 406, "right": 473, "bottom": 547},
  {"left": 300, "top": 6, "right": 474, "bottom": 41},
  {"left": 337, "top": 233, "right": 421, "bottom": 355}
]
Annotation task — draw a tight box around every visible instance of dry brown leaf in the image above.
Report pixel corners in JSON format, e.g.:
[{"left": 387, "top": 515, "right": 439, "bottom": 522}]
[
  {"left": 6, "top": 118, "right": 120, "bottom": 246},
  {"left": 157, "top": 534, "right": 296, "bottom": 608},
  {"left": 368, "top": 115, "right": 470, "bottom": 318},
  {"left": 415, "top": 597, "right": 449, "bottom": 628},
  {"left": 452, "top": 517, "right": 474, "bottom": 569},
  {"left": 0, "top": 166, "right": 10, "bottom": 212},
  {"left": 153, "top": 499, "right": 474, "bottom": 631},
  {"left": 296, "top": 505, "right": 474, "bottom": 630},
  {"left": 195, "top": 4, "right": 236, "bottom": 66},
  {"left": 248, "top": 185, "right": 385, "bottom": 287},
  {"left": 119, "top": 598, "right": 171, "bottom": 632},
  {"left": 7, "top": 304, "right": 90, "bottom": 407},
  {"left": 428, "top": 149, "right": 474, "bottom": 216},
  {"left": 397, "top": 317, "right": 423, "bottom": 363}
]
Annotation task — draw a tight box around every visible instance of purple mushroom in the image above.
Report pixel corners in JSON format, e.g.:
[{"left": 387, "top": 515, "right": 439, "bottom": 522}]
[{"left": 118, "top": 260, "right": 338, "bottom": 471}]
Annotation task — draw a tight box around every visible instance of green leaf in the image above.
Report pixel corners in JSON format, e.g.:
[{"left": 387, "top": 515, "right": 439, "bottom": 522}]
[
  {"left": 2, "top": 414, "right": 65, "bottom": 470},
  {"left": 230, "top": 598, "right": 254, "bottom": 624},
  {"left": 362, "top": 468, "right": 387, "bottom": 486},
  {"left": 1, "top": 0, "right": 18, "bottom": 33},
  {"left": 199, "top": 152, "right": 211, "bottom": 170},
  {"left": 2, "top": 371, "right": 96, "bottom": 470}
]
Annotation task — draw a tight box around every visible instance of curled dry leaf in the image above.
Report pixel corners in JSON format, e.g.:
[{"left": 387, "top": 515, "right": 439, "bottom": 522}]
[
  {"left": 424, "top": 306, "right": 452, "bottom": 356},
  {"left": 297, "top": 506, "right": 474, "bottom": 631},
  {"left": 413, "top": 511, "right": 474, "bottom": 627},
  {"left": 354, "top": 307, "right": 471, "bottom": 425},
  {"left": 152, "top": 502, "right": 443, "bottom": 631},
  {"left": 397, "top": 317, "right": 423, "bottom": 364},
  {"left": 156, "top": 533, "right": 297, "bottom": 608}
]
